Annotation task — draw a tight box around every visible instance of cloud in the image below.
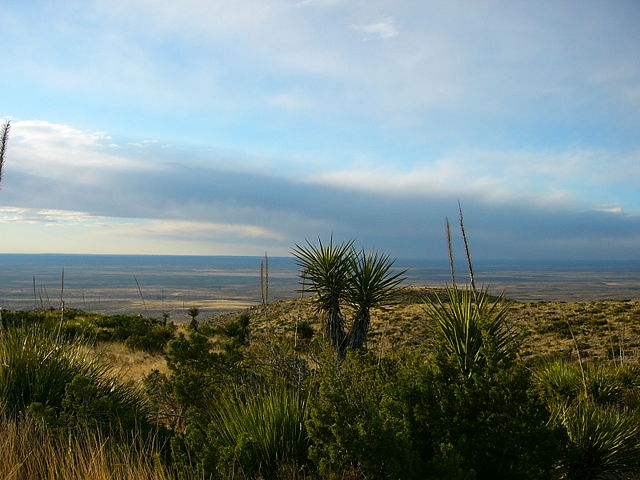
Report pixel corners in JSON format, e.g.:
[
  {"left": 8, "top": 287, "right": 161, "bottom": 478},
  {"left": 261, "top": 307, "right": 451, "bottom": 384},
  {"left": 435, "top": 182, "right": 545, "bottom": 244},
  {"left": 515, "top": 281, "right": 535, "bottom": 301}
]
[
  {"left": 2, "top": 119, "right": 638, "bottom": 259},
  {"left": 0, "top": 207, "right": 114, "bottom": 228},
  {"left": 307, "top": 148, "right": 640, "bottom": 212},
  {"left": 8, "top": 121, "right": 147, "bottom": 185},
  {"left": 351, "top": 18, "right": 399, "bottom": 40},
  {"left": 115, "top": 219, "right": 284, "bottom": 242}
]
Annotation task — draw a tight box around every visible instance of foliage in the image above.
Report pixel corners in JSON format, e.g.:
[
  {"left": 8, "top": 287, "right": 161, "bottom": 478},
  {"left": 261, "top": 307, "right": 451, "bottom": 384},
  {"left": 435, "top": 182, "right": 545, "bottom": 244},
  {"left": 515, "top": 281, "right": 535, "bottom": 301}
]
[
  {"left": 344, "top": 249, "right": 405, "bottom": 349},
  {"left": 536, "top": 359, "right": 640, "bottom": 479},
  {"left": 423, "top": 286, "right": 514, "bottom": 378},
  {"left": 187, "top": 306, "right": 200, "bottom": 331},
  {"left": 0, "top": 325, "right": 150, "bottom": 436},
  {"left": 556, "top": 400, "right": 640, "bottom": 480},
  {"left": 293, "top": 238, "right": 404, "bottom": 354},
  {"left": 293, "top": 237, "right": 354, "bottom": 350},
  {"left": 200, "top": 312, "right": 252, "bottom": 363},
  {"left": 205, "top": 387, "right": 310, "bottom": 479},
  {"left": 0, "top": 309, "right": 177, "bottom": 353},
  {"left": 307, "top": 350, "right": 422, "bottom": 479},
  {"left": 164, "top": 330, "right": 253, "bottom": 410},
  {"left": 108, "top": 314, "right": 177, "bottom": 353},
  {"left": 0, "top": 414, "right": 188, "bottom": 480}
]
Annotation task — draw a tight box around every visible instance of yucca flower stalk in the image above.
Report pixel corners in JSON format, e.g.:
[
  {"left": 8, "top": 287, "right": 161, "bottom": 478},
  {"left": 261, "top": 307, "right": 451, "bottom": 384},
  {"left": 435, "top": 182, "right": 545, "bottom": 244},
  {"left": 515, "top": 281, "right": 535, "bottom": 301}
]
[{"left": 0, "top": 120, "right": 10, "bottom": 187}]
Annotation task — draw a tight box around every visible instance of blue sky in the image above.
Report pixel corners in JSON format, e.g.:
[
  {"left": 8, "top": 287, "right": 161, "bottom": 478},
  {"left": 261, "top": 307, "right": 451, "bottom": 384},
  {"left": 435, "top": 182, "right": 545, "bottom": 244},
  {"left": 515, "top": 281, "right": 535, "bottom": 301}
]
[{"left": 0, "top": 0, "right": 639, "bottom": 259}]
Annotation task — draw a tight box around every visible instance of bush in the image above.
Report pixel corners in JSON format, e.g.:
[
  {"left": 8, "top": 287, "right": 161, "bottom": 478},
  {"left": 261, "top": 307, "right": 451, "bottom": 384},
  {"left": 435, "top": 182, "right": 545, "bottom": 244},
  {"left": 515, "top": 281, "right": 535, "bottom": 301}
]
[{"left": 307, "top": 350, "right": 423, "bottom": 479}]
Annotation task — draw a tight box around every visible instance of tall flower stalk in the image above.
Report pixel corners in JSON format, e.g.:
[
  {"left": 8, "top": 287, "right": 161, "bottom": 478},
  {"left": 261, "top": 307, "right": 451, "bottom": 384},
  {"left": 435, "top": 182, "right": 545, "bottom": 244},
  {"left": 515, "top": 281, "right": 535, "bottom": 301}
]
[{"left": 0, "top": 120, "right": 10, "bottom": 187}]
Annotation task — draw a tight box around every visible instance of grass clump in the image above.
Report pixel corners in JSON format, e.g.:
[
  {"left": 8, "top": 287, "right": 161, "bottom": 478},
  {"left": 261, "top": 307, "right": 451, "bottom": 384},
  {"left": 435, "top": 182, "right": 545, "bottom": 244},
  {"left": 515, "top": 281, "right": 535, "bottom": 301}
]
[
  {"left": 0, "top": 414, "right": 185, "bottom": 480},
  {"left": 0, "top": 325, "right": 150, "bottom": 435},
  {"left": 209, "top": 388, "right": 310, "bottom": 479}
]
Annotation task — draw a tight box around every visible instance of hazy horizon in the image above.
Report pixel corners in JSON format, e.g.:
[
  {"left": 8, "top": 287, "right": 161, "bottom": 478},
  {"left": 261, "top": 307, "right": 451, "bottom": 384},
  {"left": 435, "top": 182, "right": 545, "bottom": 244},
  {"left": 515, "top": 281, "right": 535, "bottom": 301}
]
[{"left": 1, "top": 1, "right": 639, "bottom": 260}]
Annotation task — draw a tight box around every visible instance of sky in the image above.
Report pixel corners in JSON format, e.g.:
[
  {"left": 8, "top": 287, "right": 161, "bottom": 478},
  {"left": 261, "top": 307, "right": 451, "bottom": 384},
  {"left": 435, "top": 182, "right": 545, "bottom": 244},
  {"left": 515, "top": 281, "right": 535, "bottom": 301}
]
[{"left": 0, "top": 0, "right": 639, "bottom": 260}]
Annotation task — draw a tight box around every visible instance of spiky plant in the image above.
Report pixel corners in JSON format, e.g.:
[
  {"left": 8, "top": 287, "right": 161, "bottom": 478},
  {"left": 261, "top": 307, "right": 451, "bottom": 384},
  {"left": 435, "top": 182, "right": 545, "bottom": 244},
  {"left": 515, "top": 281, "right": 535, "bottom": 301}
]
[
  {"left": 535, "top": 359, "right": 585, "bottom": 403},
  {"left": 423, "top": 287, "right": 513, "bottom": 378},
  {"left": 556, "top": 400, "right": 640, "bottom": 480},
  {"left": 536, "top": 359, "right": 639, "bottom": 409},
  {"left": 0, "top": 325, "right": 148, "bottom": 429},
  {"left": 210, "top": 388, "right": 309, "bottom": 479},
  {"left": 344, "top": 250, "right": 405, "bottom": 350},
  {"left": 292, "top": 237, "right": 354, "bottom": 351}
]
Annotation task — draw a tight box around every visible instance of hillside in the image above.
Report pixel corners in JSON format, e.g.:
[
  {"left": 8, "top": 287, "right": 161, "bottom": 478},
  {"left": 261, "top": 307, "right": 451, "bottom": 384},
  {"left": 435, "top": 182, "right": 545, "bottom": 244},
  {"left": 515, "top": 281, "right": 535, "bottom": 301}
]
[{"left": 214, "top": 286, "right": 640, "bottom": 364}]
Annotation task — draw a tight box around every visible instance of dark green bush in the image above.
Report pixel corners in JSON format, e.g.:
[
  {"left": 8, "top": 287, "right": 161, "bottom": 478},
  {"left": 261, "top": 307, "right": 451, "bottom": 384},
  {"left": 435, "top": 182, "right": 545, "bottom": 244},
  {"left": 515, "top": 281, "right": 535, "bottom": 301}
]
[{"left": 307, "top": 350, "right": 423, "bottom": 479}]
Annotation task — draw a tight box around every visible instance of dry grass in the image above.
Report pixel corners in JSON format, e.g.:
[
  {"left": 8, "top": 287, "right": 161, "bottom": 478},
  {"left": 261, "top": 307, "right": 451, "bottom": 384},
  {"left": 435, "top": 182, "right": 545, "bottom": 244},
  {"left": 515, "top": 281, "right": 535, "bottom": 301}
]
[
  {"left": 97, "top": 341, "right": 169, "bottom": 381},
  {"left": 0, "top": 415, "right": 190, "bottom": 480},
  {"left": 210, "top": 287, "right": 640, "bottom": 364}
]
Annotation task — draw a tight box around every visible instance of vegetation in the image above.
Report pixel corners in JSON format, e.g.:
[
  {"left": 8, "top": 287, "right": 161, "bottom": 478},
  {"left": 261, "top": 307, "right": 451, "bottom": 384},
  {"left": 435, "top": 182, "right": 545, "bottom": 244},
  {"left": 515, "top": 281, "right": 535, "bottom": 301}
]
[
  {"left": 0, "top": 119, "right": 9, "bottom": 186},
  {"left": 292, "top": 237, "right": 405, "bottom": 355},
  {"left": 0, "top": 230, "right": 639, "bottom": 479}
]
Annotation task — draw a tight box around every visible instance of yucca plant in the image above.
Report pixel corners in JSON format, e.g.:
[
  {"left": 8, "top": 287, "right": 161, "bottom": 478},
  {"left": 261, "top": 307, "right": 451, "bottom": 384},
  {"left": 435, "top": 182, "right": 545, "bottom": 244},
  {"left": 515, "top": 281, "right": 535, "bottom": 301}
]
[
  {"left": 209, "top": 387, "right": 309, "bottom": 479},
  {"left": 555, "top": 400, "right": 640, "bottom": 480},
  {"left": 292, "top": 237, "right": 354, "bottom": 351},
  {"left": 423, "top": 286, "right": 513, "bottom": 378},
  {"left": 0, "top": 325, "right": 148, "bottom": 432},
  {"left": 536, "top": 359, "right": 639, "bottom": 409},
  {"left": 344, "top": 249, "right": 405, "bottom": 350},
  {"left": 535, "top": 359, "right": 585, "bottom": 403}
]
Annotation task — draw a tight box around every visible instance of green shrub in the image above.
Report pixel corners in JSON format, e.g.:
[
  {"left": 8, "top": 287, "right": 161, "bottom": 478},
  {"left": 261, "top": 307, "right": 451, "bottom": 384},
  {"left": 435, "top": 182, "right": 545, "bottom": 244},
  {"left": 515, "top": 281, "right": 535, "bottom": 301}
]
[{"left": 307, "top": 350, "right": 423, "bottom": 479}]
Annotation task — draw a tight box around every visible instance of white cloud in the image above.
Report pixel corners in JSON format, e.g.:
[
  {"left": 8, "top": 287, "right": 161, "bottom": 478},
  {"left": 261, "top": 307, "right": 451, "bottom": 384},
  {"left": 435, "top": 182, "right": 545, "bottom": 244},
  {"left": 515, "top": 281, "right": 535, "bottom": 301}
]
[
  {"left": 307, "top": 147, "right": 640, "bottom": 211},
  {"left": 0, "top": 206, "right": 111, "bottom": 227},
  {"left": 9, "top": 121, "right": 144, "bottom": 182},
  {"left": 121, "top": 219, "right": 285, "bottom": 241},
  {"left": 351, "top": 18, "right": 399, "bottom": 40}
]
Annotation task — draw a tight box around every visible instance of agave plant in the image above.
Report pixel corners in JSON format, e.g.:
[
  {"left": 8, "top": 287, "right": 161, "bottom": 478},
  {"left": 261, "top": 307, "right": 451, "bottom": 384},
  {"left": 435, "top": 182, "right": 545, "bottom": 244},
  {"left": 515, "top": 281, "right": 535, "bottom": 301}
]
[
  {"left": 423, "top": 286, "right": 513, "bottom": 378},
  {"left": 292, "top": 237, "right": 354, "bottom": 351},
  {"left": 344, "top": 249, "right": 405, "bottom": 350}
]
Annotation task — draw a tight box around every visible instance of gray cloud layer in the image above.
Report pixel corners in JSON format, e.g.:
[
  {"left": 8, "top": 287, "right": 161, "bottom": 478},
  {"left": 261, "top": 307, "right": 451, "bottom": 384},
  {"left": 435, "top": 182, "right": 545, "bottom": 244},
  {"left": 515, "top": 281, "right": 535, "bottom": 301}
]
[{"left": 3, "top": 141, "right": 638, "bottom": 260}]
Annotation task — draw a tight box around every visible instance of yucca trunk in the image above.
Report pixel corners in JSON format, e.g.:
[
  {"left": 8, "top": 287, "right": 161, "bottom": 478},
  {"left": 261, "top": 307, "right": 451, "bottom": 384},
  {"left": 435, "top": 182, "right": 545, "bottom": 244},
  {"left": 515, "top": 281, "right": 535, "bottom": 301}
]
[
  {"left": 346, "top": 308, "right": 370, "bottom": 350},
  {"left": 324, "top": 298, "right": 346, "bottom": 354}
]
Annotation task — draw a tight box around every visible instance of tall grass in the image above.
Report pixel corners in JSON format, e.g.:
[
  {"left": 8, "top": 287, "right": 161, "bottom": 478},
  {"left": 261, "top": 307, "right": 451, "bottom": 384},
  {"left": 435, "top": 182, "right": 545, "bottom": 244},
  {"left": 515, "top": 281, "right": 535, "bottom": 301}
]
[{"left": 0, "top": 415, "right": 190, "bottom": 480}]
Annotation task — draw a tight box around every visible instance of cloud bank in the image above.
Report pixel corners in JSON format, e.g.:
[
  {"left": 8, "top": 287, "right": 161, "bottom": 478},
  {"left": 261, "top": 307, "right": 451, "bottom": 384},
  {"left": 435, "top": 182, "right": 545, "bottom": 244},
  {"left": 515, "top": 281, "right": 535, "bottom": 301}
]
[{"left": 1, "top": 120, "right": 638, "bottom": 259}]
